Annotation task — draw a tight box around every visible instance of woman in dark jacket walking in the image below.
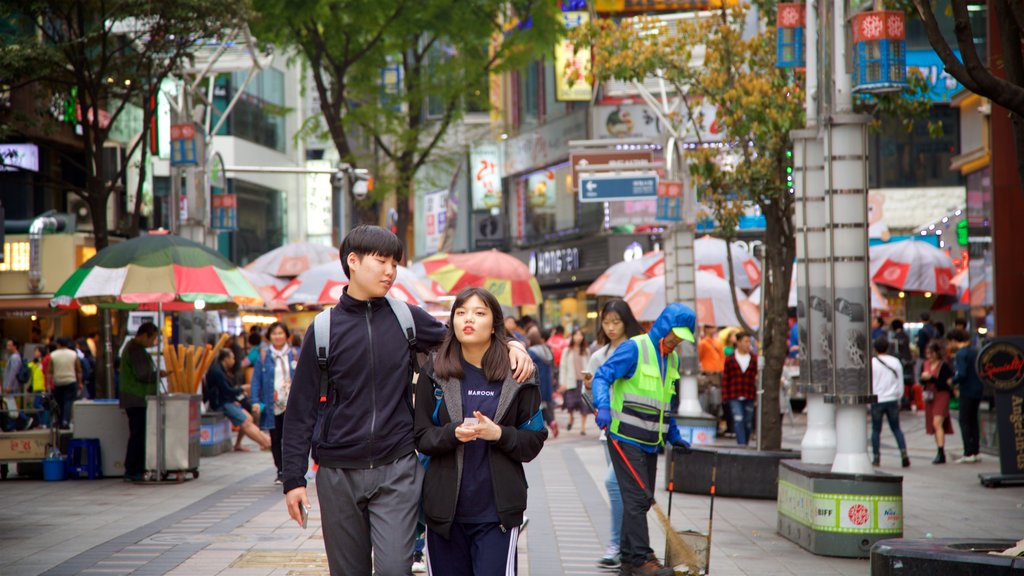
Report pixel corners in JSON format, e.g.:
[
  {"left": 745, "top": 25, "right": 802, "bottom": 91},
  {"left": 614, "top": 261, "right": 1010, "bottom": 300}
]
[
  {"left": 920, "top": 340, "right": 954, "bottom": 464},
  {"left": 415, "top": 287, "right": 547, "bottom": 575}
]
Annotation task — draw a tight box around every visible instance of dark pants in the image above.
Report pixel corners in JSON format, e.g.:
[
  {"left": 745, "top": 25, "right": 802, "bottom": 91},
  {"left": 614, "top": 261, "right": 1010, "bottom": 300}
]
[
  {"left": 958, "top": 396, "right": 982, "bottom": 457},
  {"left": 53, "top": 383, "right": 77, "bottom": 428},
  {"left": 426, "top": 522, "right": 519, "bottom": 575},
  {"left": 271, "top": 412, "right": 285, "bottom": 475},
  {"left": 871, "top": 401, "right": 907, "bottom": 456},
  {"left": 124, "top": 407, "right": 147, "bottom": 477},
  {"left": 608, "top": 439, "right": 658, "bottom": 567}
]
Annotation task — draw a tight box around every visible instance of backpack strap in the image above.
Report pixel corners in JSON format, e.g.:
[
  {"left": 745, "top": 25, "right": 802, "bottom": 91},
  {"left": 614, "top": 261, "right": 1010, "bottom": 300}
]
[
  {"left": 313, "top": 309, "right": 332, "bottom": 405},
  {"left": 385, "top": 295, "right": 416, "bottom": 350}
]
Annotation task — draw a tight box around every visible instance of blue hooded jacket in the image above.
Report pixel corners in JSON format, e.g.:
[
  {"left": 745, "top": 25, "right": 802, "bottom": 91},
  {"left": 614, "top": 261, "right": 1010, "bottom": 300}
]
[{"left": 592, "top": 303, "right": 697, "bottom": 452}]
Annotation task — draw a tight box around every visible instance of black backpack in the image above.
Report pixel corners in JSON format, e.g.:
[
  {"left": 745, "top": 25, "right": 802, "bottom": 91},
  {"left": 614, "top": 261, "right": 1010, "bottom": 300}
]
[{"left": 15, "top": 359, "right": 30, "bottom": 385}]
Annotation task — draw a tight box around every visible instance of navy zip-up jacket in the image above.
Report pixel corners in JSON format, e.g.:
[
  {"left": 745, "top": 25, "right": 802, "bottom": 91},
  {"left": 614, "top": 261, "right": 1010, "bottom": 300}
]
[{"left": 281, "top": 288, "right": 447, "bottom": 493}]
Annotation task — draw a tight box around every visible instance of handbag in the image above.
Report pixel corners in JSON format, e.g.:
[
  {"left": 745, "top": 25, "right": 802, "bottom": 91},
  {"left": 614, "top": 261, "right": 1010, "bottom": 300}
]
[{"left": 922, "top": 387, "right": 935, "bottom": 402}]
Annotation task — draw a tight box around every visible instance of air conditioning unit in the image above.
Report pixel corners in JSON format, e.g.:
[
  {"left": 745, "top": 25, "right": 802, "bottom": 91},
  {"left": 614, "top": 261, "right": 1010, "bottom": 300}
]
[{"left": 68, "top": 192, "right": 119, "bottom": 233}]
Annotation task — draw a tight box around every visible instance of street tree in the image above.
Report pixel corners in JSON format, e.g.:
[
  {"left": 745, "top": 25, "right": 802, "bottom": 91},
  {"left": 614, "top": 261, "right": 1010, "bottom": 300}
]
[
  {"left": 0, "top": 0, "right": 251, "bottom": 249},
  {"left": 573, "top": 6, "right": 803, "bottom": 449},
  {"left": 251, "top": 0, "right": 562, "bottom": 249},
  {"left": 912, "top": 0, "right": 1024, "bottom": 187}
]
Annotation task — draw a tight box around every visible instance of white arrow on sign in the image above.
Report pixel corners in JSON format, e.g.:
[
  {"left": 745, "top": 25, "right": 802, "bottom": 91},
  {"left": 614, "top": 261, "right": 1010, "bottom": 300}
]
[{"left": 585, "top": 180, "right": 598, "bottom": 193}]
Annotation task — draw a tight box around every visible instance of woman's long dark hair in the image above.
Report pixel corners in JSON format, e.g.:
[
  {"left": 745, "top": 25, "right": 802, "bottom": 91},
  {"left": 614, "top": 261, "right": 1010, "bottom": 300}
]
[
  {"left": 595, "top": 299, "right": 645, "bottom": 346},
  {"left": 433, "top": 288, "right": 511, "bottom": 382}
]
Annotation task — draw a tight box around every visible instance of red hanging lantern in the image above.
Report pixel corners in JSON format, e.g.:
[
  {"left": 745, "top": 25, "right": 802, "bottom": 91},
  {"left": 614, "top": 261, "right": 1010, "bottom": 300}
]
[{"left": 852, "top": 10, "right": 907, "bottom": 93}]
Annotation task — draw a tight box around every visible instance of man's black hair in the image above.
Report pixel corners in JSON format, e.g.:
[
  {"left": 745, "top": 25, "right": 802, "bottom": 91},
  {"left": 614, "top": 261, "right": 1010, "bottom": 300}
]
[
  {"left": 218, "top": 348, "right": 234, "bottom": 363},
  {"left": 891, "top": 319, "right": 904, "bottom": 331},
  {"left": 340, "top": 225, "right": 404, "bottom": 279},
  {"left": 6, "top": 337, "right": 19, "bottom": 350},
  {"left": 552, "top": 325, "right": 565, "bottom": 335},
  {"left": 248, "top": 332, "right": 263, "bottom": 347},
  {"left": 954, "top": 318, "right": 967, "bottom": 328},
  {"left": 136, "top": 322, "right": 159, "bottom": 338},
  {"left": 873, "top": 337, "right": 890, "bottom": 354},
  {"left": 920, "top": 312, "right": 931, "bottom": 322}
]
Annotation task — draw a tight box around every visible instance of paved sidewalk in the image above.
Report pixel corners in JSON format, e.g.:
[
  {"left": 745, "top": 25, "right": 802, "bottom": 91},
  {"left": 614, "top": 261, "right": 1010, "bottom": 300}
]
[{"left": 1, "top": 407, "right": 1022, "bottom": 575}]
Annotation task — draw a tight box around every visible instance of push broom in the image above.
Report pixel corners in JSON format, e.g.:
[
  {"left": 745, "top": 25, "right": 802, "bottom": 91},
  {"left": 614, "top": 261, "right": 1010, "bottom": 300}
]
[{"left": 611, "top": 439, "right": 702, "bottom": 574}]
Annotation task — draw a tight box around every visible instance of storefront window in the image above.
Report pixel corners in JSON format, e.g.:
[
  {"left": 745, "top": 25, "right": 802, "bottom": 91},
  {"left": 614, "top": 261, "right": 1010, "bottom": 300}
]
[
  {"left": 512, "top": 162, "right": 606, "bottom": 245},
  {"left": 517, "top": 62, "right": 540, "bottom": 130},
  {"left": 542, "top": 288, "right": 598, "bottom": 337},
  {"left": 869, "top": 105, "right": 961, "bottom": 189}
]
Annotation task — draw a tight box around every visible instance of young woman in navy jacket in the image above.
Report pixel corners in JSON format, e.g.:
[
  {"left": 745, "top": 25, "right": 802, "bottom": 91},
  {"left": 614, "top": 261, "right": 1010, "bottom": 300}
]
[{"left": 415, "top": 287, "right": 547, "bottom": 575}]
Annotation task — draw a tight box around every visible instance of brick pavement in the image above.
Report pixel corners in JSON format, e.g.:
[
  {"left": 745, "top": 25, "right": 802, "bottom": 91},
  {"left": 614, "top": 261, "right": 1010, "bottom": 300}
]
[{"left": 1, "top": 407, "right": 1022, "bottom": 576}]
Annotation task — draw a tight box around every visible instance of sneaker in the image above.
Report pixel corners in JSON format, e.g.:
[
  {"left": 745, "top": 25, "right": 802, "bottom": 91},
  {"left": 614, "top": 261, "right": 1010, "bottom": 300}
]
[
  {"left": 274, "top": 472, "right": 283, "bottom": 485},
  {"left": 598, "top": 554, "right": 621, "bottom": 570},
  {"left": 412, "top": 553, "right": 427, "bottom": 573},
  {"left": 549, "top": 421, "right": 560, "bottom": 438},
  {"left": 955, "top": 454, "right": 979, "bottom": 464},
  {"left": 521, "top": 516, "right": 529, "bottom": 530}
]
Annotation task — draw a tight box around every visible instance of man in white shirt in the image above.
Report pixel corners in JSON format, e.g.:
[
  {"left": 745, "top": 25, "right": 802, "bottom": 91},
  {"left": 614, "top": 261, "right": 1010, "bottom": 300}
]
[{"left": 871, "top": 338, "right": 910, "bottom": 468}]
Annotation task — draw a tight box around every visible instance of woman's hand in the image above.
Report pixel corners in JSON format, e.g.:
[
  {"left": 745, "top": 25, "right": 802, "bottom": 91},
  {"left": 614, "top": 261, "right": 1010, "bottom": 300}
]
[
  {"left": 454, "top": 424, "right": 479, "bottom": 443},
  {"left": 471, "top": 410, "right": 503, "bottom": 442}
]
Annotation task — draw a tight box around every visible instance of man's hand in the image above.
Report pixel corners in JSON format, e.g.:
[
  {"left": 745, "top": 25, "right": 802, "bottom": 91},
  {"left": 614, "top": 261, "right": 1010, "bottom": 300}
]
[
  {"left": 596, "top": 407, "right": 611, "bottom": 430},
  {"left": 470, "top": 410, "right": 503, "bottom": 442},
  {"left": 667, "top": 427, "right": 692, "bottom": 453},
  {"left": 508, "top": 343, "right": 535, "bottom": 383},
  {"left": 285, "top": 486, "right": 310, "bottom": 528}
]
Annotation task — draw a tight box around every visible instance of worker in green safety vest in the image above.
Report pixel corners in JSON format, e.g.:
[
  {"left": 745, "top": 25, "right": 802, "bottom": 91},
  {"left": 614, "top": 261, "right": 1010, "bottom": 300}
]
[{"left": 592, "top": 302, "right": 696, "bottom": 576}]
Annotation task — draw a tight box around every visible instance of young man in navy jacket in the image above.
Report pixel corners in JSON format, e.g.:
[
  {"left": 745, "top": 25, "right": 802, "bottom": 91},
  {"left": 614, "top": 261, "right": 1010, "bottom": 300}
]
[{"left": 281, "top": 226, "right": 533, "bottom": 576}]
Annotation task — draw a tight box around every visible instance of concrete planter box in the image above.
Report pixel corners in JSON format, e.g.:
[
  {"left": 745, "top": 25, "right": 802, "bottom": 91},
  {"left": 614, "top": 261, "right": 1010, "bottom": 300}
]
[
  {"left": 872, "top": 538, "right": 1024, "bottom": 575},
  {"left": 665, "top": 445, "right": 800, "bottom": 499}
]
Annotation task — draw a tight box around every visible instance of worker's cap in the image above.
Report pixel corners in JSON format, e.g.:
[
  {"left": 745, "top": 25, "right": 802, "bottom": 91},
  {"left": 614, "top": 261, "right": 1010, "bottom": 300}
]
[{"left": 672, "top": 327, "right": 695, "bottom": 343}]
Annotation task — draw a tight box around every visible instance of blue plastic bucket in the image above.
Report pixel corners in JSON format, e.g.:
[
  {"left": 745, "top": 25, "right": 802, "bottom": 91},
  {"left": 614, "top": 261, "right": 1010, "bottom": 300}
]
[{"left": 42, "top": 457, "right": 66, "bottom": 481}]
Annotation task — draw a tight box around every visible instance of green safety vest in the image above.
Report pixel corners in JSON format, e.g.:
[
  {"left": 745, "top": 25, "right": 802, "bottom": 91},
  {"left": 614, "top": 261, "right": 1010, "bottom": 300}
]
[{"left": 610, "top": 334, "right": 678, "bottom": 445}]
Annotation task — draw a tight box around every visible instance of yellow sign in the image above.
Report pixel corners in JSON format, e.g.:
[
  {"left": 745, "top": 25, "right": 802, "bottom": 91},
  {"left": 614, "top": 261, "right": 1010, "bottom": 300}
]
[
  {"left": 0, "top": 242, "right": 30, "bottom": 272},
  {"left": 594, "top": 0, "right": 728, "bottom": 12},
  {"left": 555, "top": 12, "right": 592, "bottom": 102}
]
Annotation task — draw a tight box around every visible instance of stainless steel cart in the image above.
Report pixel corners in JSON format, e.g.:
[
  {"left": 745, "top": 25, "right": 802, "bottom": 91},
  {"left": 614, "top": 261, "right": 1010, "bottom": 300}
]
[{"left": 145, "top": 394, "right": 200, "bottom": 481}]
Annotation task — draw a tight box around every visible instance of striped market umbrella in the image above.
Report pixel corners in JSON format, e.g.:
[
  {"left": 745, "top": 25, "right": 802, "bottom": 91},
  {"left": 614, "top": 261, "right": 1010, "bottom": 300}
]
[
  {"left": 624, "top": 271, "right": 749, "bottom": 325},
  {"left": 239, "top": 269, "right": 289, "bottom": 310},
  {"left": 420, "top": 250, "right": 542, "bottom": 307},
  {"left": 51, "top": 233, "right": 263, "bottom": 310},
  {"left": 276, "top": 261, "right": 434, "bottom": 307}
]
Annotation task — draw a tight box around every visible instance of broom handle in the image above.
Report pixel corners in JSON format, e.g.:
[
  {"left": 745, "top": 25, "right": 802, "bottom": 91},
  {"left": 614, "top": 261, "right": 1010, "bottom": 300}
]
[
  {"left": 610, "top": 438, "right": 649, "bottom": 495},
  {"left": 667, "top": 444, "right": 675, "bottom": 521},
  {"left": 707, "top": 452, "right": 718, "bottom": 574}
]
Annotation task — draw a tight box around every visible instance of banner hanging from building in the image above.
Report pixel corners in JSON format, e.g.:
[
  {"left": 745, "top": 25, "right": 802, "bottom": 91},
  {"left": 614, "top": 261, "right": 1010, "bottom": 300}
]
[{"left": 555, "top": 11, "right": 592, "bottom": 102}]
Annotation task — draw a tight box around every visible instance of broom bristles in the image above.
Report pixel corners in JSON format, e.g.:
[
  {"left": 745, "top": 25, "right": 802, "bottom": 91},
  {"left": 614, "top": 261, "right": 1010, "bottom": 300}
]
[{"left": 652, "top": 501, "right": 703, "bottom": 574}]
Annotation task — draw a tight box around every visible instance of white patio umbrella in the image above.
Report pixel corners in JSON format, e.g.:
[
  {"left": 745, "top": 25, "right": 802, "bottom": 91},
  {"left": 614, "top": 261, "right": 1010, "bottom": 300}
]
[
  {"left": 277, "top": 260, "right": 434, "bottom": 307},
  {"left": 695, "top": 235, "right": 762, "bottom": 290},
  {"left": 586, "top": 252, "right": 665, "bottom": 297},
  {"left": 625, "top": 271, "right": 752, "bottom": 326},
  {"left": 245, "top": 241, "right": 339, "bottom": 278},
  {"left": 869, "top": 239, "right": 955, "bottom": 295}
]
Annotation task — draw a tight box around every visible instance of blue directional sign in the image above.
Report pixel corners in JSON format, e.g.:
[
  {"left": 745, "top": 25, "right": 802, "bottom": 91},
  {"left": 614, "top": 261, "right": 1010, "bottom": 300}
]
[{"left": 578, "top": 172, "right": 660, "bottom": 203}]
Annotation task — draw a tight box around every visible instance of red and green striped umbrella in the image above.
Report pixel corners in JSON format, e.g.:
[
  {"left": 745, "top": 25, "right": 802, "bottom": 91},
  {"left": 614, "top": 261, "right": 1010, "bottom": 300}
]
[{"left": 51, "top": 233, "right": 262, "bottom": 310}]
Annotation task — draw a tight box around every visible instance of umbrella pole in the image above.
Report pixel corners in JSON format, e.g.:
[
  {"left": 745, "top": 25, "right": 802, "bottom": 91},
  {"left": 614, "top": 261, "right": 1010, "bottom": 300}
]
[
  {"left": 155, "top": 302, "right": 165, "bottom": 482},
  {"left": 101, "top": 309, "right": 115, "bottom": 398}
]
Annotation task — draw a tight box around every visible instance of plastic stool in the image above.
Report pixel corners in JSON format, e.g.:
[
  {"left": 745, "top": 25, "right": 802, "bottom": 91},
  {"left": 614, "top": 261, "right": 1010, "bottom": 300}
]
[{"left": 66, "top": 438, "right": 102, "bottom": 480}]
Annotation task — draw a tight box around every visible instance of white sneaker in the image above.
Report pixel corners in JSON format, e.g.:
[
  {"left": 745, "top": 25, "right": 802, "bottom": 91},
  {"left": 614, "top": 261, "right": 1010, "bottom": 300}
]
[
  {"left": 954, "top": 454, "right": 978, "bottom": 464},
  {"left": 412, "top": 560, "right": 427, "bottom": 573}
]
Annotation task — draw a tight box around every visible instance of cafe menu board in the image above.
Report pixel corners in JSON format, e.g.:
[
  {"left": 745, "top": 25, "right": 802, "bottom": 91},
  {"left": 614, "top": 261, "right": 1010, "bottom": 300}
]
[{"left": 977, "top": 338, "right": 1024, "bottom": 476}]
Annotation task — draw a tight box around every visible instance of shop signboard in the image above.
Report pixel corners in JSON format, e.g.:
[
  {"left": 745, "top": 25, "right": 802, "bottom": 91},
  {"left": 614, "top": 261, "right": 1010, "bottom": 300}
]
[
  {"left": 579, "top": 172, "right": 659, "bottom": 202},
  {"left": 305, "top": 160, "right": 333, "bottom": 237},
  {"left": 656, "top": 179, "right": 684, "bottom": 222},
  {"left": 471, "top": 143, "right": 503, "bottom": 210},
  {"left": 505, "top": 109, "right": 587, "bottom": 175},
  {"left": 977, "top": 337, "right": 1024, "bottom": 478},
  {"left": 906, "top": 49, "right": 962, "bottom": 103},
  {"left": 423, "top": 189, "right": 448, "bottom": 254},
  {"left": 554, "top": 11, "right": 592, "bottom": 102},
  {"left": 0, "top": 143, "right": 39, "bottom": 172},
  {"left": 473, "top": 212, "right": 505, "bottom": 249},
  {"left": 595, "top": 0, "right": 715, "bottom": 12},
  {"left": 570, "top": 150, "right": 653, "bottom": 189},
  {"left": 591, "top": 101, "right": 722, "bottom": 142}
]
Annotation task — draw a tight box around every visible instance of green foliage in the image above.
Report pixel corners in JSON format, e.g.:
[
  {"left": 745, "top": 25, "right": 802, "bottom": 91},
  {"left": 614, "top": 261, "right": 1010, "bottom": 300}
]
[
  {"left": 252, "top": 0, "right": 563, "bottom": 202},
  {"left": 572, "top": 6, "right": 802, "bottom": 230}
]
